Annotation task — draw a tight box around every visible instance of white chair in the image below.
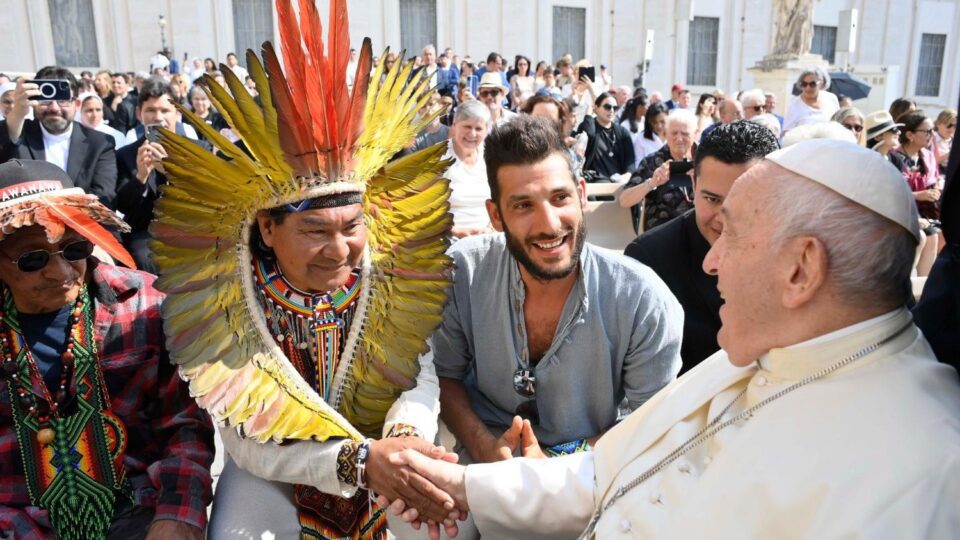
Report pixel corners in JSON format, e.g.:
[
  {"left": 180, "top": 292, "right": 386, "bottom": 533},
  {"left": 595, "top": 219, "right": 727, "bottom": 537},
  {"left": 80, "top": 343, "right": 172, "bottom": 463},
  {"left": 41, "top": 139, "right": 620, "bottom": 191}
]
[{"left": 583, "top": 182, "right": 637, "bottom": 251}]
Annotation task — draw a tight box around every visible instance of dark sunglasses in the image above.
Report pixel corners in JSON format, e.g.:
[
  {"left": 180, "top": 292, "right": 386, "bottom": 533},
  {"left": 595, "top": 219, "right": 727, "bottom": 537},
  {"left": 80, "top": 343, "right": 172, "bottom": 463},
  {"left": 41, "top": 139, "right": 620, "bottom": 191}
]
[
  {"left": 600, "top": 103, "right": 620, "bottom": 112},
  {"left": 750, "top": 105, "right": 765, "bottom": 113},
  {"left": 478, "top": 89, "right": 501, "bottom": 98},
  {"left": 8, "top": 240, "right": 94, "bottom": 272},
  {"left": 843, "top": 123, "right": 863, "bottom": 133},
  {"left": 799, "top": 81, "right": 818, "bottom": 88}
]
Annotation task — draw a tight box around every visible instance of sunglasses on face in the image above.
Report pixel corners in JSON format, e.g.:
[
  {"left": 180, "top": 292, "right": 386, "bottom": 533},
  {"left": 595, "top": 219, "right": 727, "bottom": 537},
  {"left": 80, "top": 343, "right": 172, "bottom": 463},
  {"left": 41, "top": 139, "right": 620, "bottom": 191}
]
[
  {"left": 600, "top": 103, "right": 620, "bottom": 112},
  {"left": 478, "top": 90, "right": 501, "bottom": 98},
  {"left": 750, "top": 105, "right": 765, "bottom": 113},
  {"left": 843, "top": 123, "right": 863, "bottom": 133},
  {"left": 799, "top": 81, "right": 818, "bottom": 88},
  {"left": 7, "top": 240, "right": 94, "bottom": 272}
]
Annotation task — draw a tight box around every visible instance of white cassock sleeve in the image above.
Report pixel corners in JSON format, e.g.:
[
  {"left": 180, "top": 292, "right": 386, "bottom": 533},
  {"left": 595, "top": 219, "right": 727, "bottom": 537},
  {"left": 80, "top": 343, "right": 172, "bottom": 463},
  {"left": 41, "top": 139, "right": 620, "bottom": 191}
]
[
  {"left": 464, "top": 452, "right": 596, "bottom": 540},
  {"left": 219, "top": 351, "right": 441, "bottom": 498}
]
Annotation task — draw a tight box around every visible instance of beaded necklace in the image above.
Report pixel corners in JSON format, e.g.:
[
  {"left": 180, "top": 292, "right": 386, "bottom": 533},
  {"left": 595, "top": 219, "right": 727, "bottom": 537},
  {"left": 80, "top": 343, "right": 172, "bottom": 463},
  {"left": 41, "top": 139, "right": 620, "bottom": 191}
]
[
  {"left": 0, "top": 285, "right": 129, "bottom": 540},
  {"left": 253, "top": 257, "right": 362, "bottom": 401}
]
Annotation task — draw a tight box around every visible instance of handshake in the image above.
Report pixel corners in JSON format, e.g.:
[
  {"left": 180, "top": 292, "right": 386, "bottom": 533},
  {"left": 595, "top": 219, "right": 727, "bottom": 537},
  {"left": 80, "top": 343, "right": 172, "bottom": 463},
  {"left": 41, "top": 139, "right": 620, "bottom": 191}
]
[{"left": 368, "top": 416, "right": 543, "bottom": 539}]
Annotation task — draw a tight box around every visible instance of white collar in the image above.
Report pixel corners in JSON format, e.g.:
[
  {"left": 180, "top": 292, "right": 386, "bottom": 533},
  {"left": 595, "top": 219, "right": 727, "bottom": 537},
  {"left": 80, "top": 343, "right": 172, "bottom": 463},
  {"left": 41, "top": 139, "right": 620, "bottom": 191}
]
[{"left": 39, "top": 121, "right": 73, "bottom": 143}]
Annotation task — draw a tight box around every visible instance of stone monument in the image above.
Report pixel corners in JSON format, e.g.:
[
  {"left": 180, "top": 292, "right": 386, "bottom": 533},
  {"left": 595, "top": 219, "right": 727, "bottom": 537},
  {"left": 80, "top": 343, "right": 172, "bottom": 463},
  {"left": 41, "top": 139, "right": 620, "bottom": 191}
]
[{"left": 750, "top": 0, "right": 829, "bottom": 118}]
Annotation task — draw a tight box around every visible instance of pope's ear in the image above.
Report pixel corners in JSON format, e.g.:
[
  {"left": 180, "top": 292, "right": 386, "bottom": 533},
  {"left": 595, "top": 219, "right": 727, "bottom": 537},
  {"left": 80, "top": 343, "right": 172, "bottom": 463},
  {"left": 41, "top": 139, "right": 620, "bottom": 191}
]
[{"left": 780, "top": 236, "right": 828, "bottom": 309}]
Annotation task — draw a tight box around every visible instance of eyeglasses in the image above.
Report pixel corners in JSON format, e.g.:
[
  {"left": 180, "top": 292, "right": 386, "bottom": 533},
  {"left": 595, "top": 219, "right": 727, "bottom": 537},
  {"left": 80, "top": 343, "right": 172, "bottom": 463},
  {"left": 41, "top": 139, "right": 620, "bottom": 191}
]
[
  {"left": 478, "top": 89, "right": 501, "bottom": 98},
  {"left": 749, "top": 105, "right": 765, "bottom": 113},
  {"left": 513, "top": 367, "right": 539, "bottom": 424},
  {"left": 35, "top": 99, "right": 76, "bottom": 108},
  {"left": 912, "top": 128, "right": 934, "bottom": 135},
  {"left": 843, "top": 123, "right": 863, "bottom": 133},
  {"left": 799, "top": 81, "right": 819, "bottom": 88},
  {"left": 600, "top": 103, "right": 620, "bottom": 112},
  {"left": 7, "top": 240, "right": 94, "bottom": 272}
]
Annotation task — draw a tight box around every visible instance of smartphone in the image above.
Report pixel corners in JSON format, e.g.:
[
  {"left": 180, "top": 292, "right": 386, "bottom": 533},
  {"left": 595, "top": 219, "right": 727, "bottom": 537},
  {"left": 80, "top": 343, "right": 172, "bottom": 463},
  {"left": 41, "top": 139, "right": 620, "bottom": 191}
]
[
  {"left": 669, "top": 160, "right": 694, "bottom": 177},
  {"left": 143, "top": 123, "right": 164, "bottom": 141},
  {"left": 580, "top": 66, "right": 596, "bottom": 83},
  {"left": 26, "top": 79, "right": 72, "bottom": 102}
]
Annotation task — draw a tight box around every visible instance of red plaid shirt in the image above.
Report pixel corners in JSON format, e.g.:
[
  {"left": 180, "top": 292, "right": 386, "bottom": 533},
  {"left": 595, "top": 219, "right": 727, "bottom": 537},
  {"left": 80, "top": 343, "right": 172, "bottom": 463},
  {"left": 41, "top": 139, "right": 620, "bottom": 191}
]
[{"left": 0, "top": 262, "right": 214, "bottom": 538}]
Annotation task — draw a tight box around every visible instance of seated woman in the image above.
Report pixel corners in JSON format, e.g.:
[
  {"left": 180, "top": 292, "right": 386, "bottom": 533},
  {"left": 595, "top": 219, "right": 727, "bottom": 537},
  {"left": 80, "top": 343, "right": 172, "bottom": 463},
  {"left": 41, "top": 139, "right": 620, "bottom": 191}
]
[
  {"left": 445, "top": 100, "right": 493, "bottom": 238},
  {"left": 890, "top": 111, "right": 943, "bottom": 276},
  {"left": 831, "top": 107, "right": 865, "bottom": 145},
  {"left": 619, "top": 108, "right": 698, "bottom": 233},
  {"left": 575, "top": 92, "right": 635, "bottom": 182},
  {"left": 783, "top": 67, "right": 840, "bottom": 134},
  {"left": 932, "top": 108, "right": 955, "bottom": 169},
  {"left": 619, "top": 95, "right": 649, "bottom": 169},
  {"left": 635, "top": 102, "right": 668, "bottom": 161}
]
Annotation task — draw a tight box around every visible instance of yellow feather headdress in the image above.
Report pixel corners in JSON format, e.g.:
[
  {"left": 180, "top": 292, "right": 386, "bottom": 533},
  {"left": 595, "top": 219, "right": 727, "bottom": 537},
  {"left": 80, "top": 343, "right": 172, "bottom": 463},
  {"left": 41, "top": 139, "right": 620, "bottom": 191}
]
[{"left": 150, "top": 0, "right": 453, "bottom": 442}]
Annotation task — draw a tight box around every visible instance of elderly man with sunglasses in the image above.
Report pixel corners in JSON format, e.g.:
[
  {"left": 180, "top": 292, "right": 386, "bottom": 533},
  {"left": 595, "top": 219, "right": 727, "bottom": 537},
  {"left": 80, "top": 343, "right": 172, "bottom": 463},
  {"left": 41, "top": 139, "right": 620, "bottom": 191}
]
[{"left": 0, "top": 160, "right": 214, "bottom": 540}]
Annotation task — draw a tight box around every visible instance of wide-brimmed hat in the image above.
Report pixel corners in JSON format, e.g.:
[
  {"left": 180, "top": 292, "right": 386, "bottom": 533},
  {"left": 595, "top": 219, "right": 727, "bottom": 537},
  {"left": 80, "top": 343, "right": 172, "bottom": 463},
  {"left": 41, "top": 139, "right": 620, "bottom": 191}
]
[
  {"left": 0, "top": 160, "right": 134, "bottom": 267},
  {"left": 863, "top": 110, "right": 903, "bottom": 140},
  {"left": 478, "top": 72, "right": 507, "bottom": 94}
]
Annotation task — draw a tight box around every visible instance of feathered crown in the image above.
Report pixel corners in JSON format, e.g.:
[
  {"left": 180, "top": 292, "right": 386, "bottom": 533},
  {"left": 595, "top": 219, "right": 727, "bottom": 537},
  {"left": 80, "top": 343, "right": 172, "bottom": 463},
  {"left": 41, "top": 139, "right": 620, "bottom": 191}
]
[{"left": 150, "top": 0, "right": 454, "bottom": 442}]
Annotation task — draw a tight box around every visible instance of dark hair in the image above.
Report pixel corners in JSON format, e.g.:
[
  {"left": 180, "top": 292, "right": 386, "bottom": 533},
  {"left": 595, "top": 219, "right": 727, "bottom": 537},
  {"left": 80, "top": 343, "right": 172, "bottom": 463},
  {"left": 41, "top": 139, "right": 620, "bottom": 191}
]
[
  {"left": 137, "top": 77, "right": 178, "bottom": 108},
  {"left": 621, "top": 96, "right": 648, "bottom": 133},
  {"left": 694, "top": 120, "right": 780, "bottom": 176},
  {"left": 695, "top": 93, "right": 716, "bottom": 116},
  {"left": 486, "top": 52, "right": 500, "bottom": 65},
  {"left": 204, "top": 58, "right": 216, "bottom": 71},
  {"left": 889, "top": 98, "right": 916, "bottom": 122},
  {"left": 642, "top": 102, "right": 669, "bottom": 141},
  {"left": 484, "top": 115, "right": 575, "bottom": 203},
  {"left": 514, "top": 55, "right": 531, "bottom": 77},
  {"left": 227, "top": 52, "right": 238, "bottom": 59},
  {"left": 80, "top": 70, "right": 92, "bottom": 78},
  {"left": 594, "top": 92, "right": 615, "bottom": 108},
  {"left": 520, "top": 94, "right": 570, "bottom": 132},
  {"left": 897, "top": 111, "right": 933, "bottom": 176},
  {"left": 34, "top": 66, "right": 78, "bottom": 97},
  {"left": 110, "top": 72, "right": 130, "bottom": 83}
]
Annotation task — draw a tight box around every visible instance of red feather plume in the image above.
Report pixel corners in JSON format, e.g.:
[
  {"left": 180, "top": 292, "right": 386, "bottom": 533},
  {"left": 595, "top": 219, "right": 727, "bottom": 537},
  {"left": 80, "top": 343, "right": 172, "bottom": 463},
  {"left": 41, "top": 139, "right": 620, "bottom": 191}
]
[{"left": 46, "top": 204, "right": 136, "bottom": 269}]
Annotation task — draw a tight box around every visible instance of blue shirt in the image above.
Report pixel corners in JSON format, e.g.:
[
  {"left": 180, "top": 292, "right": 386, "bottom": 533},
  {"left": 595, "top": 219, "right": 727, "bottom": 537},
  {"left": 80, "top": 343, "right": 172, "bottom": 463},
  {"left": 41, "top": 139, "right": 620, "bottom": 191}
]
[{"left": 433, "top": 234, "right": 682, "bottom": 445}]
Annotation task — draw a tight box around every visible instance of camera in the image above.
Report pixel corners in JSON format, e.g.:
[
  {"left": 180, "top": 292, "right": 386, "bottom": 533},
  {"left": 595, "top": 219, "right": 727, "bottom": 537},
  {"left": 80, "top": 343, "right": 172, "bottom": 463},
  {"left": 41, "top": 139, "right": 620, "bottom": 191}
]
[
  {"left": 143, "top": 123, "right": 164, "bottom": 141},
  {"left": 26, "top": 79, "right": 72, "bottom": 102}
]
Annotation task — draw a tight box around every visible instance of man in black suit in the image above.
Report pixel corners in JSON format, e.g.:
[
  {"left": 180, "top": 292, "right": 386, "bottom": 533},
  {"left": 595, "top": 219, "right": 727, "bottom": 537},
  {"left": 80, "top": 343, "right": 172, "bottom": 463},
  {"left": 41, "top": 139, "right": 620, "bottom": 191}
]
[
  {"left": 116, "top": 77, "right": 211, "bottom": 273},
  {"left": 0, "top": 66, "right": 117, "bottom": 208},
  {"left": 625, "top": 121, "right": 780, "bottom": 372},
  {"left": 109, "top": 72, "right": 139, "bottom": 135}
]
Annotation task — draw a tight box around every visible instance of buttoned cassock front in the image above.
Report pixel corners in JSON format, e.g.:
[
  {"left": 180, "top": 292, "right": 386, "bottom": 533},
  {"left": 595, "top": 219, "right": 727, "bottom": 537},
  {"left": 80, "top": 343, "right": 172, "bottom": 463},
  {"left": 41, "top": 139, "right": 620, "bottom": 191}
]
[{"left": 464, "top": 309, "right": 960, "bottom": 539}]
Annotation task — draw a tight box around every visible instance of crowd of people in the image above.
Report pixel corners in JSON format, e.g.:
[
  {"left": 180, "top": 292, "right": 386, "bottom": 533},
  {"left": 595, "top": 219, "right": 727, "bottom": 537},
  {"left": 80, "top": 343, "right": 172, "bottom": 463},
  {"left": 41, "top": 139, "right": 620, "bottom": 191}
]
[{"left": 0, "top": 3, "right": 957, "bottom": 538}]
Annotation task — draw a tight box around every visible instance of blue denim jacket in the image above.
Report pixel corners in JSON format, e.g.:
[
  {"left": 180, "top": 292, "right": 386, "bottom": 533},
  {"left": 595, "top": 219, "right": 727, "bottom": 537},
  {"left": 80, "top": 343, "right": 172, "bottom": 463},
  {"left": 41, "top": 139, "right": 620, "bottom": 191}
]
[{"left": 433, "top": 234, "right": 682, "bottom": 446}]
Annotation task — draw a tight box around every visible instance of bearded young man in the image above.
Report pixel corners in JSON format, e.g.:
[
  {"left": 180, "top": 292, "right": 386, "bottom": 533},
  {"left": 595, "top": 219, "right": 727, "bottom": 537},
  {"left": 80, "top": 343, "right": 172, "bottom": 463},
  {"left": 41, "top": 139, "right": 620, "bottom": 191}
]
[
  {"left": 0, "top": 160, "right": 214, "bottom": 539},
  {"left": 389, "top": 139, "right": 960, "bottom": 539},
  {"left": 432, "top": 115, "right": 681, "bottom": 476},
  {"left": 149, "top": 1, "right": 463, "bottom": 538}
]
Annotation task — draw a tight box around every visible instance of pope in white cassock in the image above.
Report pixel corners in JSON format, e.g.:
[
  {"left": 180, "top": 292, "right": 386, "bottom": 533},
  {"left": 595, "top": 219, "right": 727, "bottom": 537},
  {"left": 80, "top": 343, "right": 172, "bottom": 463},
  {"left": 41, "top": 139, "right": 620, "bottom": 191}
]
[{"left": 389, "top": 138, "right": 960, "bottom": 539}]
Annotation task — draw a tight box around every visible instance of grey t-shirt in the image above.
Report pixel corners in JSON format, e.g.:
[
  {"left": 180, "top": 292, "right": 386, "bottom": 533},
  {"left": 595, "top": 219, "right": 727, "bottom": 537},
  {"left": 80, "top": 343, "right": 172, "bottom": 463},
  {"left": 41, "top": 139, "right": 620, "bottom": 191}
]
[{"left": 433, "top": 234, "right": 683, "bottom": 446}]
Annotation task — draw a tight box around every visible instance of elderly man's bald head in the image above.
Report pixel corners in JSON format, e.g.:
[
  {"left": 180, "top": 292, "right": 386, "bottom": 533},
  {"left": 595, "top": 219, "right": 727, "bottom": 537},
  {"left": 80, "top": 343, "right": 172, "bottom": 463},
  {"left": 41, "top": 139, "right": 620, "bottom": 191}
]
[
  {"left": 704, "top": 160, "right": 915, "bottom": 365},
  {"left": 718, "top": 98, "right": 743, "bottom": 124}
]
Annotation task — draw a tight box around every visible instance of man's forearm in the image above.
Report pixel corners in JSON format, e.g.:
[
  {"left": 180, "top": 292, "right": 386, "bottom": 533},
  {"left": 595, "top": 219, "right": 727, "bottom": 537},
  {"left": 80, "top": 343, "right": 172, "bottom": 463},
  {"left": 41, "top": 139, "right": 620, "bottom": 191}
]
[
  {"left": 438, "top": 377, "right": 496, "bottom": 462},
  {"left": 4, "top": 113, "right": 25, "bottom": 144}
]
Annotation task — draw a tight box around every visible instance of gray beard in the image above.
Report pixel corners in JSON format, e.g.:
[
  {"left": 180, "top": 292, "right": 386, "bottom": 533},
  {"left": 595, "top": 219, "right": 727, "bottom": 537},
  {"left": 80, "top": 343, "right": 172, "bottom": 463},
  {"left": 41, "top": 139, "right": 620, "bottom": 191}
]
[{"left": 40, "top": 115, "right": 71, "bottom": 135}]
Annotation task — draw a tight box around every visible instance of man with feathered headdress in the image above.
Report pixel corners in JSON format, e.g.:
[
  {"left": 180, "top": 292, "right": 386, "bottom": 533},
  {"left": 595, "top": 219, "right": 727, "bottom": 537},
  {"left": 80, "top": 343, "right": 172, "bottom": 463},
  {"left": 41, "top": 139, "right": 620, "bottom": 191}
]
[{"left": 149, "top": 0, "right": 459, "bottom": 538}]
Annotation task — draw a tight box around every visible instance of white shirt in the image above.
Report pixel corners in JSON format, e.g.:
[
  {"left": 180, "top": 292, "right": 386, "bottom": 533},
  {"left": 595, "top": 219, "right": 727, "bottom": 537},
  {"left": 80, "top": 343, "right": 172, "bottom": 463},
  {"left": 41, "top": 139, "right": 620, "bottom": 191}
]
[
  {"left": 444, "top": 146, "right": 491, "bottom": 230},
  {"left": 40, "top": 122, "right": 72, "bottom": 172},
  {"left": 229, "top": 64, "right": 250, "bottom": 81}
]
